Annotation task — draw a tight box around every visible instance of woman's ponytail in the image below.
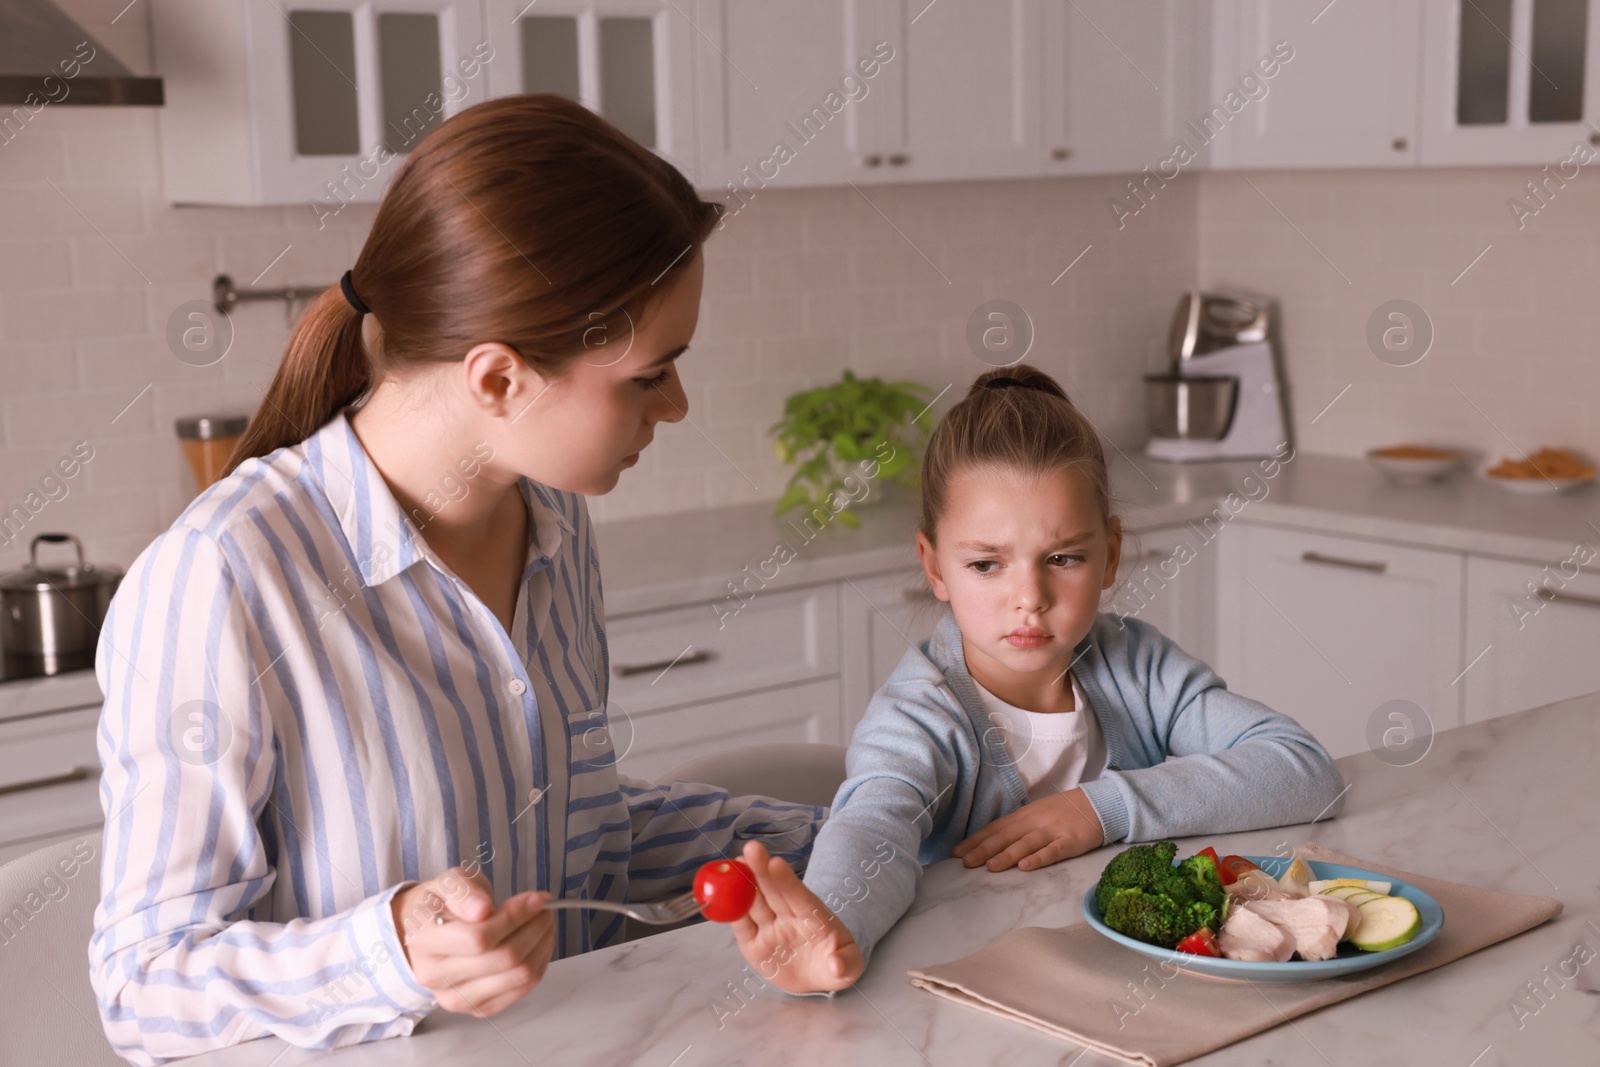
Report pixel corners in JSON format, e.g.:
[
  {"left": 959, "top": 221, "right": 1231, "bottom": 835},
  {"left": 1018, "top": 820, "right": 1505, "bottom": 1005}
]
[{"left": 224, "top": 285, "right": 371, "bottom": 477}]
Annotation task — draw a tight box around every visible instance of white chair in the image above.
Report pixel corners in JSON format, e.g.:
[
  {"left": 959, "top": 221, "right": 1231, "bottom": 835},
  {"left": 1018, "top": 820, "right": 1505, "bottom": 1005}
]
[
  {"left": 659, "top": 741, "right": 848, "bottom": 810},
  {"left": 0, "top": 831, "right": 124, "bottom": 1066},
  {"left": 618, "top": 742, "right": 848, "bottom": 941}
]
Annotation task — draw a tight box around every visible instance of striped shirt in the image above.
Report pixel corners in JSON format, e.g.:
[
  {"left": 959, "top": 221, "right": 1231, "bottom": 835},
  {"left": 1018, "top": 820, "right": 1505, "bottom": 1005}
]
[{"left": 89, "top": 409, "right": 823, "bottom": 1065}]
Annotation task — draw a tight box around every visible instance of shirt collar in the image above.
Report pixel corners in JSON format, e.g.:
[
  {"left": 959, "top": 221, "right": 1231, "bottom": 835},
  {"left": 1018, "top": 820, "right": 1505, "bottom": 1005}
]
[{"left": 304, "top": 408, "right": 574, "bottom": 589}]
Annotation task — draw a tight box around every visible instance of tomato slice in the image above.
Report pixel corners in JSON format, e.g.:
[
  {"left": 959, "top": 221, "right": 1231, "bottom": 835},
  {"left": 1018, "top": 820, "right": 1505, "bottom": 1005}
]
[
  {"left": 693, "top": 858, "right": 758, "bottom": 923},
  {"left": 1174, "top": 927, "right": 1220, "bottom": 957},
  {"left": 1218, "top": 855, "right": 1260, "bottom": 886}
]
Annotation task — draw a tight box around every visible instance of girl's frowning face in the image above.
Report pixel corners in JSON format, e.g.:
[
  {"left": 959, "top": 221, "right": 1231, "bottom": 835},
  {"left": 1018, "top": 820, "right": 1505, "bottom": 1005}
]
[{"left": 916, "top": 463, "right": 1121, "bottom": 691}]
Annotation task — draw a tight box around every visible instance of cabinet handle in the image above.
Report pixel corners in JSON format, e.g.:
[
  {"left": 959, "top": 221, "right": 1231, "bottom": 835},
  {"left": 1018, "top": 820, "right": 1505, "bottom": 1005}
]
[
  {"left": 1050, "top": 146, "right": 1072, "bottom": 161},
  {"left": 887, "top": 153, "right": 910, "bottom": 166},
  {"left": 1299, "top": 550, "right": 1387, "bottom": 574},
  {"left": 1537, "top": 587, "right": 1600, "bottom": 611},
  {"left": 901, "top": 586, "right": 939, "bottom": 603},
  {"left": 0, "top": 765, "right": 93, "bottom": 798},
  {"left": 1392, "top": 137, "right": 1409, "bottom": 152},
  {"left": 858, "top": 153, "right": 883, "bottom": 167},
  {"left": 613, "top": 649, "right": 714, "bottom": 678}
]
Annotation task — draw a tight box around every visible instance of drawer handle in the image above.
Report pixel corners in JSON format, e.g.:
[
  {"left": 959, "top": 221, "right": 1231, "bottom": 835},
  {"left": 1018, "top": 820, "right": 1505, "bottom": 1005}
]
[
  {"left": 0, "top": 765, "right": 93, "bottom": 798},
  {"left": 1537, "top": 587, "right": 1600, "bottom": 611},
  {"left": 901, "top": 587, "right": 940, "bottom": 603},
  {"left": 614, "top": 649, "right": 714, "bottom": 678},
  {"left": 1299, "top": 551, "right": 1387, "bottom": 574}
]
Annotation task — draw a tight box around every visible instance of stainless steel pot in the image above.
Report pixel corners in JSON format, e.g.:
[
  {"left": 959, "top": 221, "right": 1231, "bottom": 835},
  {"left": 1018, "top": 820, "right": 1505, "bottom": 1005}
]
[{"left": 0, "top": 533, "right": 122, "bottom": 677}]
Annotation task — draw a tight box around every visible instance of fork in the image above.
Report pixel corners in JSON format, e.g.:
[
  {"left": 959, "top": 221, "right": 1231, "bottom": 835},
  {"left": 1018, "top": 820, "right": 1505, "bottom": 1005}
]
[{"left": 434, "top": 891, "right": 704, "bottom": 926}]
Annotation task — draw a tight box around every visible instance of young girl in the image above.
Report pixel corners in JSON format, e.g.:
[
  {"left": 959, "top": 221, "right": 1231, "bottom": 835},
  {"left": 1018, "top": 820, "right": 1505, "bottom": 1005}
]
[
  {"left": 728, "top": 364, "right": 1347, "bottom": 993},
  {"left": 88, "top": 96, "right": 828, "bottom": 1064}
]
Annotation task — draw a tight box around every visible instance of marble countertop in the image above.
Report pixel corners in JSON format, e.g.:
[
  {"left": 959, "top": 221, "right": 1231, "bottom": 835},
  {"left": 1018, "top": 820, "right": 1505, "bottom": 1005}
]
[
  {"left": 594, "top": 450, "right": 1600, "bottom": 615},
  {"left": 177, "top": 690, "right": 1598, "bottom": 1066}
]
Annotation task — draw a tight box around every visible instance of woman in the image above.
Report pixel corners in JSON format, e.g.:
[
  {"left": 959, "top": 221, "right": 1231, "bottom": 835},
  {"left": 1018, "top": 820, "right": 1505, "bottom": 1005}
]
[{"left": 89, "top": 95, "right": 849, "bottom": 1064}]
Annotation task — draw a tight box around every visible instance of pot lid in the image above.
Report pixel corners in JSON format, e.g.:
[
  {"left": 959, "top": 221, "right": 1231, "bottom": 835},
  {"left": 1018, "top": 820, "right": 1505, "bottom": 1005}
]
[{"left": 0, "top": 533, "right": 122, "bottom": 591}]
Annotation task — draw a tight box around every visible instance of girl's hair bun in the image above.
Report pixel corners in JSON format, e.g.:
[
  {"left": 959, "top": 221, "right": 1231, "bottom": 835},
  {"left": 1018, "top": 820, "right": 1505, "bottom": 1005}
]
[{"left": 968, "top": 365, "right": 1068, "bottom": 401}]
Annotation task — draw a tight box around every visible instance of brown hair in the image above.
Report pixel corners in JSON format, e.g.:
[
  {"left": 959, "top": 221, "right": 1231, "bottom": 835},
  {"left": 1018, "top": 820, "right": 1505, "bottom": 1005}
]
[
  {"left": 918, "top": 364, "right": 1114, "bottom": 541},
  {"left": 225, "top": 94, "right": 724, "bottom": 476}
]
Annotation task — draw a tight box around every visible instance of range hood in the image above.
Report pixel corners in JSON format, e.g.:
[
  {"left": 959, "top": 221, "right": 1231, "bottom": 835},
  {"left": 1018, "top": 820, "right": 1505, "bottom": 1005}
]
[{"left": 0, "top": 0, "right": 162, "bottom": 106}]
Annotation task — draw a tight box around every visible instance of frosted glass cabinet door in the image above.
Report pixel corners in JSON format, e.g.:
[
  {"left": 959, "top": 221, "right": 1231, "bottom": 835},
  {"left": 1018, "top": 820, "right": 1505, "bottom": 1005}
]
[
  {"left": 1208, "top": 0, "right": 1422, "bottom": 168},
  {"left": 484, "top": 0, "right": 697, "bottom": 181},
  {"left": 1419, "top": 0, "right": 1600, "bottom": 165},
  {"left": 250, "top": 0, "right": 488, "bottom": 202}
]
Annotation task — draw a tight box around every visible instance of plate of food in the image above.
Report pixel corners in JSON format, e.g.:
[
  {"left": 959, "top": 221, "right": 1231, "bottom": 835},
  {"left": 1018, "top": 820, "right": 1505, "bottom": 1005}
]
[
  {"left": 1081, "top": 842, "right": 1444, "bottom": 983},
  {"left": 1484, "top": 447, "right": 1596, "bottom": 495},
  {"left": 1366, "top": 444, "right": 1460, "bottom": 485}
]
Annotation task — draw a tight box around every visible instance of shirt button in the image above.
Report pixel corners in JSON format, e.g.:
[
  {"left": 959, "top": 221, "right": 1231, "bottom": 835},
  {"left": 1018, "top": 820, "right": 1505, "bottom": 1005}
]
[
  {"left": 508, "top": 678, "right": 527, "bottom": 696},
  {"left": 527, "top": 787, "right": 544, "bottom": 805}
]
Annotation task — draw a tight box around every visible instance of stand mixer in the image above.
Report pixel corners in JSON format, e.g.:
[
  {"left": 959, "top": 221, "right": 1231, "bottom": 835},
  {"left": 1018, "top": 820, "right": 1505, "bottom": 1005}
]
[{"left": 1145, "top": 290, "right": 1290, "bottom": 462}]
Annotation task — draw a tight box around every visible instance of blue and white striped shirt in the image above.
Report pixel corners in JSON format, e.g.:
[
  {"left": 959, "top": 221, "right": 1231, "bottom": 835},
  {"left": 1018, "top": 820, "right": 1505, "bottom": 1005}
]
[{"left": 89, "top": 409, "right": 823, "bottom": 1065}]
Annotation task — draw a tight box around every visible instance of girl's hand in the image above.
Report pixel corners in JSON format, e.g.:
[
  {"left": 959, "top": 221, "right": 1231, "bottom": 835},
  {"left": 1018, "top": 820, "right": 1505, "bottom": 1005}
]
[
  {"left": 729, "top": 841, "right": 866, "bottom": 995},
  {"left": 389, "top": 866, "right": 556, "bottom": 1017},
  {"left": 952, "top": 787, "right": 1104, "bottom": 872}
]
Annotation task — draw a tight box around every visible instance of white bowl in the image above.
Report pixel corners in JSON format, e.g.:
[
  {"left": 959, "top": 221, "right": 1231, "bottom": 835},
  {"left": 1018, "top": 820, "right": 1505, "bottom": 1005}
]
[
  {"left": 1486, "top": 474, "right": 1596, "bottom": 496},
  {"left": 1367, "top": 452, "right": 1459, "bottom": 485}
]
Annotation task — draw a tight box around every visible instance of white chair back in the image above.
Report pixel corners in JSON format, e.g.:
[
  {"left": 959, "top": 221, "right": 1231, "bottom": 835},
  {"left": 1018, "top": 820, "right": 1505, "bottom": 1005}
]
[{"left": 0, "top": 831, "right": 122, "bottom": 1066}]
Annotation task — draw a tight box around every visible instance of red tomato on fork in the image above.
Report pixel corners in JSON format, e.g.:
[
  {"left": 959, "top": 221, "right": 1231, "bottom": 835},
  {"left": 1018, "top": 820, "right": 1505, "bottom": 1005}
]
[{"left": 693, "top": 858, "right": 758, "bottom": 922}]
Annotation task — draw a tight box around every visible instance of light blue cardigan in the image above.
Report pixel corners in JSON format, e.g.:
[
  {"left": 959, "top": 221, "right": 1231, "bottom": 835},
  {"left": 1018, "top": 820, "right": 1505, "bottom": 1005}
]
[{"left": 801, "top": 605, "right": 1347, "bottom": 970}]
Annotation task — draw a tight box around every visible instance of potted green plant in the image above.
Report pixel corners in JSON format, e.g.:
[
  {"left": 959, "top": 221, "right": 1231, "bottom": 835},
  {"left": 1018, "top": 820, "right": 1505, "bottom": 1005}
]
[{"left": 769, "top": 370, "right": 933, "bottom": 527}]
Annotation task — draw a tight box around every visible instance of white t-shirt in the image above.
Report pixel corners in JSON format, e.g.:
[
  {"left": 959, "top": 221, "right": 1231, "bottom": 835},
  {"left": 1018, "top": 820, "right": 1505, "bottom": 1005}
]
[{"left": 973, "top": 672, "right": 1108, "bottom": 801}]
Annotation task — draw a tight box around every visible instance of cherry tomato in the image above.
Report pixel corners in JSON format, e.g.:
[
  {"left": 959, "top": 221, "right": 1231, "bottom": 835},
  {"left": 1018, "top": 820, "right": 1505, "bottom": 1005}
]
[
  {"left": 1174, "top": 928, "right": 1220, "bottom": 957},
  {"left": 693, "top": 858, "right": 758, "bottom": 923},
  {"left": 1218, "top": 855, "right": 1259, "bottom": 886}
]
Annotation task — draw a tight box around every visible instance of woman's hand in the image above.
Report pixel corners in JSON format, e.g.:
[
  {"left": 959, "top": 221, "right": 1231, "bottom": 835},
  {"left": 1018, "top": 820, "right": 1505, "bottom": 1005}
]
[
  {"left": 729, "top": 841, "right": 866, "bottom": 995},
  {"left": 952, "top": 787, "right": 1104, "bottom": 872},
  {"left": 389, "top": 866, "right": 555, "bottom": 1017}
]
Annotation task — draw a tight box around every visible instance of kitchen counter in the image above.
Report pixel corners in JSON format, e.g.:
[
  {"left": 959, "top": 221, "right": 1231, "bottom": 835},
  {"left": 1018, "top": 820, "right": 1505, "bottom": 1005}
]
[
  {"left": 176, "top": 690, "right": 1598, "bottom": 1066},
  {"left": 595, "top": 450, "right": 1600, "bottom": 615}
]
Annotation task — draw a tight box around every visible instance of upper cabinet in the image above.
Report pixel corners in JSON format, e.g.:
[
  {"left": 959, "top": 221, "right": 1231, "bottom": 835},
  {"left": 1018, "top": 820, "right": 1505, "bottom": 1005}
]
[
  {"left": 481, "top": 0, "right": 697, "bottom": 182},
  {"left": 1419, "top": 0, "right": 1600, "bottom": 164},
  {"left": 1207, "top": 0, "right": 1423, "bottom": 169},
  {"left": 153, "top": 0, "right": 488, "bottom": 205},
  {"left": 1042, "top": 0, "right": 1207, "bottom": 176},
  {"left": 858, "top": 0, "right": 1042, "bottom": 183},
  {"left": 688, "top": 0, "right": 883, "bottom": 192}
]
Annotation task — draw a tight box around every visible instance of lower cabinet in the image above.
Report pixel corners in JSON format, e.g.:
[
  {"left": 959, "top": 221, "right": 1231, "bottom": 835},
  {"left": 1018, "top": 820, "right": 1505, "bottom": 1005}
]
[
  {"left": 0, "top": 705, "right": 104, "bottom": 867},
  {"left": 1216, "top": 524, "right": 1465, "bottom": 760},
  {"left": 1462, "top": 555, "right": 1600, "bottom": 723},
  {"left": 837, "top": 567, "right": 944, "bottom": 740}
]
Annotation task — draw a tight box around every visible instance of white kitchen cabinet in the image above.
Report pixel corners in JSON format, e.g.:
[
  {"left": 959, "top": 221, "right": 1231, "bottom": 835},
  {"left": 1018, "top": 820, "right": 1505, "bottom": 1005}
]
[
  {"left": 837, "top": 567, "right": 943, "bottom": 739},
  {"left": 1420, "top": 0, "right": 1600, "bottom": 165},
  {"left": 689, "top": 0, "right": 886, "bottom": 193},
  {"left": 482, "top": 0, "right": 698, "bottom": 182},
  {"left": 0, "top": 705, "right": 103, "bottom": 866},
  {"left": 1107, "top": 522, "right": 1219, "bottom": 669},
  {"left": 1208, "top": 0, "right": 1422, "bottom": 168},
  {"left": 1042, "top": 0, "right": 1208, "bottom": 176},
  {"left": 856, "top": 0, "right": 1043, "bottom": 183},
  {"left": 1462, "top": 554, "right": 1600, "bottom": 721},
  {"left": 1215, "top": 524, "right": 1464, "bottom": 760},
  {"left": 153, "top": 0, "right": 490, "bottom": 205}
]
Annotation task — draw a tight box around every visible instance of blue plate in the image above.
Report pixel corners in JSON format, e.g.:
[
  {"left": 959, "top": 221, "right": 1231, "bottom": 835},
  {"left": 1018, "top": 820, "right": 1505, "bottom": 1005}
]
[{"left": 1081, "top": 855, "right": 1445, "bottom": 982}]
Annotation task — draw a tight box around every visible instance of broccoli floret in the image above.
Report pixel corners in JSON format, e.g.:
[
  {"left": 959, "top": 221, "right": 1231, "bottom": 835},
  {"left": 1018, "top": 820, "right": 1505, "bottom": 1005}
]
[
  {"left": 1101, "top": 888, "right": 1219, "bottom": 948},
  {"left": 1177, "top": 853, "right": 1227, "bottom": 913},
  {"left": 1093, "top": 841, "right": 1179, "bottom": 913}
]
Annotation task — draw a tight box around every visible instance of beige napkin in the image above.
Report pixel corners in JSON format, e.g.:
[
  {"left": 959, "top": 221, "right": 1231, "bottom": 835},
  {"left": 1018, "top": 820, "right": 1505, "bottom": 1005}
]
[{"left": 907, "top": 842, "right": 1562, "bottom": 1066}]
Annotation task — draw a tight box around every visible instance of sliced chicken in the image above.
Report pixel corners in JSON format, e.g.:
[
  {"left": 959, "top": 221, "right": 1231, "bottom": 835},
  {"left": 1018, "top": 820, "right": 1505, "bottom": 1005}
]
[
  {"left": 1238, "top": 897, "right": 1351, "bottom": 962},
  {"left": 1217, "top": 904, "right": 1295, "bottom": 962}
]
